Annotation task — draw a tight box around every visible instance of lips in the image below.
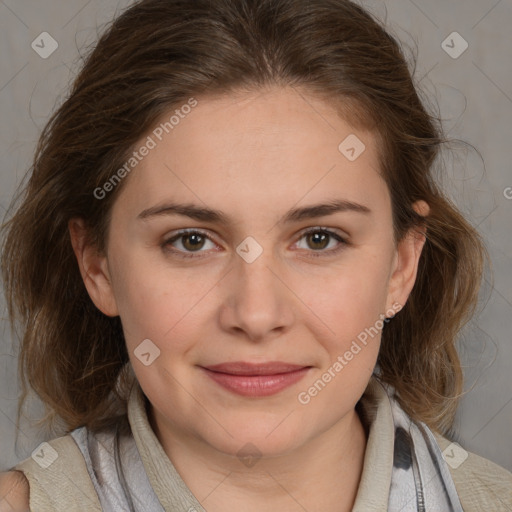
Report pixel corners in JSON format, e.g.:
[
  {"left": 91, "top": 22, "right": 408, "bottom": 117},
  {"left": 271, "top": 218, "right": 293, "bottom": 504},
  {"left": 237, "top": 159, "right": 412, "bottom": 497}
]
[
  {"left": 200, "top": 361, "right": 311, "bottom": 397},
  {"left": 203, "top": 361, "right": 309, "bottom": 375}
]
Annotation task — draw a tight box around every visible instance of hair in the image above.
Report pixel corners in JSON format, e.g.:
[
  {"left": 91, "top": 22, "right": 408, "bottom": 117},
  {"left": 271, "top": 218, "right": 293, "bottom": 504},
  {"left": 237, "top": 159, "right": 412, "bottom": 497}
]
[{"left": 1, "top": 0, "right": 486, "bottom": 437}]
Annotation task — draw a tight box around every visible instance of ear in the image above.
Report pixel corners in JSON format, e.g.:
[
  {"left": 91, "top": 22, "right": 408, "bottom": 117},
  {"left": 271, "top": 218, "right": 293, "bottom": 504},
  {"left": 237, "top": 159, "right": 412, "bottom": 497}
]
[
  {"left": 386, "top": 200, "right": 429, "bottom": 312},
  {"left": 68, "top": 218, "right": 119, "bottom": 317}
]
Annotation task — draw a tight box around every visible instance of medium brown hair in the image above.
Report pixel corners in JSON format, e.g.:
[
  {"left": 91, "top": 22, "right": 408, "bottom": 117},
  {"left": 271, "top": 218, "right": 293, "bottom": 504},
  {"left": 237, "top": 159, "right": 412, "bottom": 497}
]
[{"left": 1, "top": 0, "right": 485, "bottom": 436}]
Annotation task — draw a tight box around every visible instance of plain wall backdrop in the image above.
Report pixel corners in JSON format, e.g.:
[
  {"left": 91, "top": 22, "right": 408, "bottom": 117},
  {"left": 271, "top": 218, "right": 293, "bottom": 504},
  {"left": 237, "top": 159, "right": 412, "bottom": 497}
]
[{"left": 1, "top": 0, "right": 511, "bottom": 475}]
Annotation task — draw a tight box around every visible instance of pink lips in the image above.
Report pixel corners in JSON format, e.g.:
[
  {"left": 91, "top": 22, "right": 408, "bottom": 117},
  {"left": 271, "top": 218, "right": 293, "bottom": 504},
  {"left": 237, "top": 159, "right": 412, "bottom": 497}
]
[{"left": 200, "top": 361, "right": 311, "bottom": 397}]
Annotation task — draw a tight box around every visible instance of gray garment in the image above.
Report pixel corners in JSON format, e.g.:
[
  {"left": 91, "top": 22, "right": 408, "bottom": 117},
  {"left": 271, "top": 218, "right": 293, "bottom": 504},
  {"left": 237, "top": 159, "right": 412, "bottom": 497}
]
[
  {"left": 71, "top": 423, "right": 164, "bottom": 512},
  {"left": 387, "top": 390, "right": 463, "bottom": 511}
]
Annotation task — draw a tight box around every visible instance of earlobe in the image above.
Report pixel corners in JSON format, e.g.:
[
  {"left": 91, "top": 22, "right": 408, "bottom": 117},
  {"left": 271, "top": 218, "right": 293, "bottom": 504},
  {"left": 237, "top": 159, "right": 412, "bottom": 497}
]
[
  {"left": 386, "top": 200, "right": 429, "bottom": 311},
  {"left": 68, "top": 218, "right": 119, "bottom": 317}
]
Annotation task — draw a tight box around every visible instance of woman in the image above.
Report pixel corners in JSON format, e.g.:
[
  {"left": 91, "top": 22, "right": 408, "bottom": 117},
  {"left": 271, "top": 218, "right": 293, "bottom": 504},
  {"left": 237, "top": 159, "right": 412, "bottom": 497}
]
[{"left": 1, "top": 0, "right": 511, "bottom": 510}]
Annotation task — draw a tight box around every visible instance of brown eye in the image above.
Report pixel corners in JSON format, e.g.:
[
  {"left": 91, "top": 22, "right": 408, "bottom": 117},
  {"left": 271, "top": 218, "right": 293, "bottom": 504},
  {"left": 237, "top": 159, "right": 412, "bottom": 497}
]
[
  {"left": 306, "top": 231, "right": 330, "bottom": 250},
  {"left": 180, "top": 233, "right": 206, "bottom": 251},
  {"left": 294, "top": 228, "right": 348, "bottom": 258},
  {"left": 163, "top": 229, "right": 217, "bottom": 258}
]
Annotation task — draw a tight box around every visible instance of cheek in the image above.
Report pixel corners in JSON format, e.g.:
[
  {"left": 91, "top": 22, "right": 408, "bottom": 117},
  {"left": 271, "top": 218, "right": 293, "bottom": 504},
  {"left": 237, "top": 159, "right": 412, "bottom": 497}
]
[
  {"left": 303, "top": 252, "right": 393, "bottom": 334},
  {"left": 108, "top": 244, "right": 226, "bottom": 363},
  {"left": 297, "top": 262, "right": 389, "bottom": 408},
  {"left": 296, "top": 252, "right": 392, "bottom": 393},
  {"left": 107, "top": 248, "right": 188, "bottom": 349}
]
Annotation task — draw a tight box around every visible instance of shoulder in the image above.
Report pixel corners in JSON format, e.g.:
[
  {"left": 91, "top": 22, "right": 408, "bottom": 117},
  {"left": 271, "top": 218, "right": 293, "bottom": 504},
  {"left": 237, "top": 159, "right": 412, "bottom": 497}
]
[
  {"left": 11, "top": 431, "right": 102, "bottom": 511},
  {"left": 435, "top": 433, "right": 512, "bottom": 511},
  {"left": 0, "top": 470, "right": 30, "bottom": 511}
]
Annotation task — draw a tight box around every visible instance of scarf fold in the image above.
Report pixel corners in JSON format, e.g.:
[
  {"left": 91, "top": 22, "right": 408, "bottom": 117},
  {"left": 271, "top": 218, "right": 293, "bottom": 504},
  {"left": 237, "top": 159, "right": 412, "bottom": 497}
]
[{"left": 385, "top": 383, "right": 464, "bottom": 511}]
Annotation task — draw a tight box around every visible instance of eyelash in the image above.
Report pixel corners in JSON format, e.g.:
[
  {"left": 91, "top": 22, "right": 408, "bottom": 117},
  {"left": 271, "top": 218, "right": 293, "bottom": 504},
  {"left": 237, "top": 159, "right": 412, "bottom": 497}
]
[{"left": 161, "top": 227, "right": 349, "bottom": 260}]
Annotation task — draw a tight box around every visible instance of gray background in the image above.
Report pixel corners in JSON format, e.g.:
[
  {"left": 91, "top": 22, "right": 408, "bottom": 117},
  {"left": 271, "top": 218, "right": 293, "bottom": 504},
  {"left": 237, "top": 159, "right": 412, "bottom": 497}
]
[{"left": 1, "top": 0, "right": 511, "bottom": 474}]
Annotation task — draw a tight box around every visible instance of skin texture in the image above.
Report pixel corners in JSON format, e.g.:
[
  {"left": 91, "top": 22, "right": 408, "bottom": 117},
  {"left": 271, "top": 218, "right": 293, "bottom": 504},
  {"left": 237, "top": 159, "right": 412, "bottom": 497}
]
[
  {"left": 70, "top": 85, "right": 428, "bottom": 511},
  {"left": 0, "top": 471, "right": 29, "bottom": 511}
]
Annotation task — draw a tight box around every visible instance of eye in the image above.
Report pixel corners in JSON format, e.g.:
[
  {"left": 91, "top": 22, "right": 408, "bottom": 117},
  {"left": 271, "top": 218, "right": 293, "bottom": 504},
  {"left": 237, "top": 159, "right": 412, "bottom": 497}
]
[
  {"left": 293, "top": 228, "right": 348, "bottom": 257},
  {"left": 162, "top": 227, "right": 348, "bottom": 260},
  {"left": 162, "top": 229, "right": 218, "bottom": 258}
]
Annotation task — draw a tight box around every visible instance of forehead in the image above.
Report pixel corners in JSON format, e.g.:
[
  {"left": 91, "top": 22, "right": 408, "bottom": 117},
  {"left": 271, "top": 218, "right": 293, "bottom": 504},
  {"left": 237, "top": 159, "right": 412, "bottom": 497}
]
[{"left": 113, "top": 86, "right": 389, "bottom": 219}]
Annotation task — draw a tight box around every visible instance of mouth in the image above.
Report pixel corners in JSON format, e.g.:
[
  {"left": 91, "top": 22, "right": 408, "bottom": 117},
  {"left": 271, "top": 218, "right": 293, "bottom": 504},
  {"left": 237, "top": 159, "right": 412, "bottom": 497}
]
[{"left": 199, "top": 361, "right": 312, "bottom": 397}]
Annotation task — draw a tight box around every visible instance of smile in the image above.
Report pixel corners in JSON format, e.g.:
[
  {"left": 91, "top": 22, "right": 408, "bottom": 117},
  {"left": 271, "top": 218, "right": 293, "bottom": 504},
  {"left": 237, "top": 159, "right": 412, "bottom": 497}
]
[{"left": 200, "top": 362, "right": 312, "bottom": 397}]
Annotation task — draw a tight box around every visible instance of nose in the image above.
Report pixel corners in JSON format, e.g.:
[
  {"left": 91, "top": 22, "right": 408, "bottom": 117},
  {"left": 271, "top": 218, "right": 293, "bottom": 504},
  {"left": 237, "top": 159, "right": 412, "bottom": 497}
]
[{"left": 218, "top": 245, "right": 296, "bottom": 343}]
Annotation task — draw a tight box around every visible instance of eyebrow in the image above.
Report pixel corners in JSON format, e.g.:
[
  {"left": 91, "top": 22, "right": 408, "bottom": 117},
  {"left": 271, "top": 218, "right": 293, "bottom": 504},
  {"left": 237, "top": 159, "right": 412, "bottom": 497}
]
[{"left": 137, "top": 199, "right": 371, "bottom": 224}]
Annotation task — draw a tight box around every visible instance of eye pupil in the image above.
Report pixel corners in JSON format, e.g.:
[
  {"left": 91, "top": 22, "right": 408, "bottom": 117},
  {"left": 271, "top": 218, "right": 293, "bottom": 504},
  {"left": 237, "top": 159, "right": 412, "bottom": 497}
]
[
  {"left": 308, "top": 231, "right": 329, "bottom": 250},
  {"left": 183, "top": 234, "right": 205, "bottom": 251}
]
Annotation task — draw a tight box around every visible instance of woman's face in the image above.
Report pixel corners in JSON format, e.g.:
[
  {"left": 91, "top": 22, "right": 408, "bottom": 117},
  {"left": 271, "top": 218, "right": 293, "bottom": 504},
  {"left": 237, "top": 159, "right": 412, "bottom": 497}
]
[{"left": 75, "top": 85, "right": 424, "bottom": 458}]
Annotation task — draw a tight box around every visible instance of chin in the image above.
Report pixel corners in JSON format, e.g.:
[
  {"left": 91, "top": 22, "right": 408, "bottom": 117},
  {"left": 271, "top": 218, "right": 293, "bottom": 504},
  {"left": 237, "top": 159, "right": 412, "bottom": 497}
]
[{"left": 202, "top": 417, "right": 311, "bottom": 460}]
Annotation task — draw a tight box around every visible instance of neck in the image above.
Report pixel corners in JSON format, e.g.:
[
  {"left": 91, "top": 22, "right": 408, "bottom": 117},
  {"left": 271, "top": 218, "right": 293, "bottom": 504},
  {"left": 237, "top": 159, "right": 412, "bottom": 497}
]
[{"left": 149, "top": 405, "right": 367, "bottom": 512}]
